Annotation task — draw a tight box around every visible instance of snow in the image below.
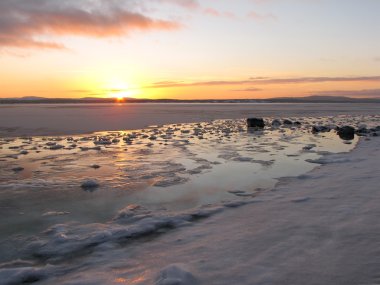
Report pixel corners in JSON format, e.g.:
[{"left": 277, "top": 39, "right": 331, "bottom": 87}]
[
  {"left": 24, "top": 137, "right": 379, "bottom": 284},
  {"left": 17, "top": 203, "right": 246, "bottom": 261},
  {"left": 155, "top": 264, "right": 199, "bottom": 285},
  {"left": 0, "top": 265, "right": 61, "bottom": 285},
  {"left": 0, "top": 136, "right": 377, "bottom": 284},
  {"left": 129, "top": 137, "right": 379, "bottom": 285}
]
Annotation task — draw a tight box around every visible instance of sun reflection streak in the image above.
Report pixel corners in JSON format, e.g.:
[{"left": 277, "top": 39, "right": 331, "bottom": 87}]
[{"left": 114, "top": 276, "right": 146, "bottom": 284}]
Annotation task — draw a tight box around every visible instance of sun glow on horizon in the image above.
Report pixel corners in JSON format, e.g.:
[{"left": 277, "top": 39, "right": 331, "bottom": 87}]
[{"left": 105, "top": 78, "right": 139, "bottom": 99}]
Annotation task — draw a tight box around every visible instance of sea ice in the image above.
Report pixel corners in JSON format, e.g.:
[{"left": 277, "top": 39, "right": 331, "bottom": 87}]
[{"left": 155, "top": 264, "right": 199, "bottom": 285}]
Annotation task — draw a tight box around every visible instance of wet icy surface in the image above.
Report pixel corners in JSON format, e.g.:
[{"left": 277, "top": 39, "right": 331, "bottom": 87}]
[{"left": 0, "top": 115, "right": 379, "bottom": 284}]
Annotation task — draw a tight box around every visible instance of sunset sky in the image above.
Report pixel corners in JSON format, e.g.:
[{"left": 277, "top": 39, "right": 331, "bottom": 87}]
[{"left": 0, "top": 0, "right": 379, "bottom": 99}]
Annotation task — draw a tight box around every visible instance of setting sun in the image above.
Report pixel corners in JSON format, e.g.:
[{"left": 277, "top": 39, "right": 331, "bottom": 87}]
[{"left": 105, "top": 79, "right": 138, "bottom": 100}]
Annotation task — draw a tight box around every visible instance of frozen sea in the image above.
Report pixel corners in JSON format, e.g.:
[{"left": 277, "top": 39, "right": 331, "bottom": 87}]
[{"left": 0, "top": 103, "right": 380, "bottom": 284}]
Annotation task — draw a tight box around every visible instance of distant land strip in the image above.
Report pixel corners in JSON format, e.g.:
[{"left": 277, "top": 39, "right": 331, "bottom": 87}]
[{"left": 1, "top": 96, "right": 380, "bottom": 104}]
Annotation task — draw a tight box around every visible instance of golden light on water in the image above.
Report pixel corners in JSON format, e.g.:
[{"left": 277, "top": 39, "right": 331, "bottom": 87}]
[{"left": 113, "top": 276, "right": 146, "bottom": 283}]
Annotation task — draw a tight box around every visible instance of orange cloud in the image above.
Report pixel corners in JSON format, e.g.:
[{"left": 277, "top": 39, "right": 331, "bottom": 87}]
[
  {"left": 232, "top": 88, "right": 263, "bottom": 92},
  {"left": 204, "top": 8, "right": 221, "bottom": 17},
  {"left": 311, "top": 89, "right": 380, "bottom": 98},
  {"left": 0, "top": 0, "right": 180, "bottom": 49},
  {"left": 203, "top": 8, "right": 236, "bottom": 19},
  {"left": 147, "top": 76, "right": 380, "bottom": 89}
]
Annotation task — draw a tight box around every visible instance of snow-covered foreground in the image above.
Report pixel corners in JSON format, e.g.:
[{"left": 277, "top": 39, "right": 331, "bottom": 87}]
[
  {"left": 134, "top": 137, "right": 380, "bottom": 285},
  {"left": 122, "top": 137, "right": 380, "bottom": 285},
  {"left": 1, "top": 133, "right": 379, "bottom": 284}
]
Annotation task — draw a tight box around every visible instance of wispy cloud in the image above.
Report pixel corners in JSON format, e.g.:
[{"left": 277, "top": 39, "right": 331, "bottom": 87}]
[
  {"left": 149, "top": 80, "right": 252, "bottom": 88},
  {"left": 146, "top": 76, "right": 380, "bottom": 89},
  {"left": 248, "top": 76, "right": 380, "bottom": 84},
  {"left": 204, "top": 8, "right": 221, "bottom": 17},
  {"left": 67, "top": 87, "right": 139, "bottom": 96},
  {"left": 311, "top": 89, "right": 380, "bottom": 98},
  {"left": 154, "top": 0, "right": 200, "bottom": 10},
  {"left": 0, "top": 0, "right": 180, "bottom": 50},
  {"left": 247, "top": 11, "right": 277, "bottom": 22},
  {"left": 203, "top": 8, "right": 236, "bottom": 19},
  {"left": 232, "top": 88, "right": 263, "bottom": 92},
  {"left": 250, "top": 0, "right": 273, "bottom": 3}
]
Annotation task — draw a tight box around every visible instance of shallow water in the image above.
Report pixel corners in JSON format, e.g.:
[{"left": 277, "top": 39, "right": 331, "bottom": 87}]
[{"left": 0, "top": 115, "right": 379, "bottom": 284}]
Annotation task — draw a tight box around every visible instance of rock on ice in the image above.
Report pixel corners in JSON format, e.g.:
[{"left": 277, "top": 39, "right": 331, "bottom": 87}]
[
  {"left": 155, "top": 264, "right": 199, "bottom": 285},
  {"left": 80, "top": 179, "right": 99, "bottom": 190},
  {"left": 247, "top": 118, "right": 265, "bottom": 128}
]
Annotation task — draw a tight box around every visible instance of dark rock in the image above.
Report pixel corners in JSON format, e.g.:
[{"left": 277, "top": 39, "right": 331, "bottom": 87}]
[
  {"left": 49, "top": 144, "right": 64, "bottom": 150},
  {"left": 283, "top": 119, "right": 293, "bottom": 125},
  {"left": 9, "top": 146, "right": 20, "bottom": 149},
  {"left": 356, "top": 127, "right": 368, "bottom": 133},
  {"left": 94, "top": 139, "right": 112, "bottom": 145},
  {"left": 368, "top": 126, "right": 380, "bottom": 137},
  {"left": 302, "top": 144, "right": 316, "bottom": 151},
  {"left": 337, "top": 126, "right": 355, "bottom": 140},
  {"left": 12, "top": 166, "right": 24, "bottom": 172},
  {"left": 312, "top": 125, "right": 330, "bottom": 133},
  {"left": 271, "top": 119, "right": 281, "bottom": 127},
  {"left": 81, "top": 179, "right": 99, "bottom": 191},
  {"left": 356, "top": 128, "right": 368, "bottom": 136},
  {"left": 294, "top": 121, "right": 302, "bottom": 126},
  {"left": 247, "top": 118, "right": 265, "bottom": 128}
]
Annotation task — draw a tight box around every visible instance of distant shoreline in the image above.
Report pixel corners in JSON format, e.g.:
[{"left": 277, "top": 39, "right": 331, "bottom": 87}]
[{"left": 1, "top": 95, "right": 380, "bottom": 104}]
